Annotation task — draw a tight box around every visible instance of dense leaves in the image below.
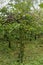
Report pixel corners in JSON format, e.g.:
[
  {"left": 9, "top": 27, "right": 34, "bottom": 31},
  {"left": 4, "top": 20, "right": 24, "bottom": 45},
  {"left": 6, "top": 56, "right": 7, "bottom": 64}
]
[{"left": 0, "top": 0, "right": 43, "bottom": 64}]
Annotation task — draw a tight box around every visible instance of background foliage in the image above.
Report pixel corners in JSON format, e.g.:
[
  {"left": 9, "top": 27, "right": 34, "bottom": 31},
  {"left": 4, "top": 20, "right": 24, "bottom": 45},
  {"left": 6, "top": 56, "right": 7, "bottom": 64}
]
[{"left": 0, "top": 0, "right": 43, "bottom": 65}]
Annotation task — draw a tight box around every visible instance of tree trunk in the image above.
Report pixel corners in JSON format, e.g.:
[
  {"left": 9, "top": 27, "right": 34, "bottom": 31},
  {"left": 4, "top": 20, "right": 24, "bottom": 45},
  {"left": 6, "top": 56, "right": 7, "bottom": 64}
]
[
  {"left": 4, "top": 31, "right": 11, "bottom": 48},
  {"left": 17, "top": 26, "right": 24, "bottom": 63}
]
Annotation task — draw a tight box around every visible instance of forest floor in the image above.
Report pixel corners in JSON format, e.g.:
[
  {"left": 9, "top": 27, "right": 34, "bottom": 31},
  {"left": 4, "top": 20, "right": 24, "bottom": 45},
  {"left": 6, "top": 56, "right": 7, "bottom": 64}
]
[{"left": 0, "top": 40, "right": 43, "bottom": 65}]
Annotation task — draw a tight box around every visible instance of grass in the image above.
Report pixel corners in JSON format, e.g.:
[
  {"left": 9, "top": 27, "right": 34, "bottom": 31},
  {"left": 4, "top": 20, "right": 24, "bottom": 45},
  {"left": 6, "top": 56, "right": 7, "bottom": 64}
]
[{"left": 0, "top": 38, "right": 43, "bottom": 65}]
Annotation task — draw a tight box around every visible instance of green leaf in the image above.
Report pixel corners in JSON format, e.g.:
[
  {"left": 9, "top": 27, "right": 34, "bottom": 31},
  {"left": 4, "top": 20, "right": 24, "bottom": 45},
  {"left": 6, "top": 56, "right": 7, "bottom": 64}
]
[{"left": 39, "top": 3, "right": 43, "bottom": 8}]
